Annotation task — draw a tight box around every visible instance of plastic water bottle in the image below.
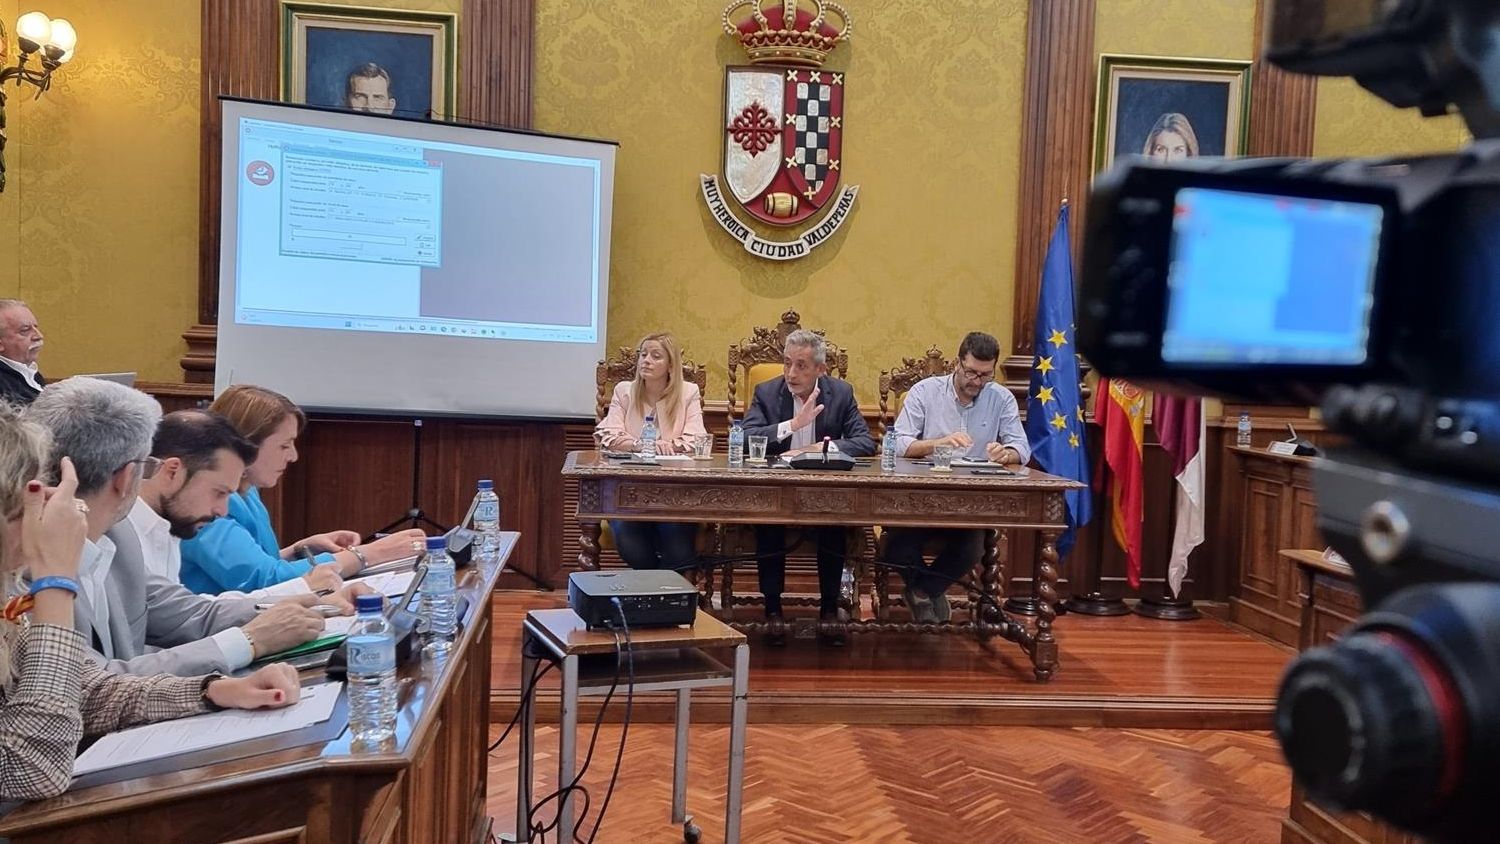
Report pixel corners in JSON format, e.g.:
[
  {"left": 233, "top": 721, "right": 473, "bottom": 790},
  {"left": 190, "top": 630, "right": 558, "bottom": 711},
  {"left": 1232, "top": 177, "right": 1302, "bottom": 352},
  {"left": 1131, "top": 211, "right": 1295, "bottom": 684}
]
[
  {"left": 1237, "top": 412, "right": 1253, "bottom": 448},
  {"left": 347, "top": 594, "right": 397, "bottom": 744},
  {"left": 421, "top": 536, "right": 457, "bottom": 654},
  {"left": 881, "top": 431, "right": 898, "bottom": 473},
  {"left": 639, "top": 415, "right": 659, "bottom": 460},
  {"left": 728, "top": 419, "right": 745, "bottom": 467},
  {"left": 471, "top": 479, "right": 500, "bottom": 561},
  {"left": 840, "top": 565, "right": 856, "bottom": 608}
]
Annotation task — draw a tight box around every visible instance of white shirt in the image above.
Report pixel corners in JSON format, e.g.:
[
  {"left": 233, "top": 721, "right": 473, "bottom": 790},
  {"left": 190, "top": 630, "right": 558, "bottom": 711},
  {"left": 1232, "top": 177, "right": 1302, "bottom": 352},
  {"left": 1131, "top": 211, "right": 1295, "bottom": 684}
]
[
  {"left": 776, "top": 391, "right": 817, "bottom": 450},
  {"left": 123, "top": 497, "right": 265, "bottom": 671},
  {"left": 127, "top": 497, "right": 182, "bottom": 582},
  {"left": 128, "top": 497, "right": 311, "bottom": 600},
  {"left": 78, "top": 535, "right": 117, "bottom": 658},
  {"left": 0, "top": 355, "right": 41, "bottom": 391}
]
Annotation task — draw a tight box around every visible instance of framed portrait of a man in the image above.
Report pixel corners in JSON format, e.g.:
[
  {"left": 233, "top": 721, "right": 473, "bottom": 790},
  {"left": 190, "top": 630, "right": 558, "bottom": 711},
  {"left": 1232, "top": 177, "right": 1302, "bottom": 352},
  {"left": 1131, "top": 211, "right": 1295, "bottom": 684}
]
[
  {"left": 281, "top": 3, "right": 457, "bottom": 121},
  {"left": 1093, "top": 55, "right": 1253, "bottom": 173}
]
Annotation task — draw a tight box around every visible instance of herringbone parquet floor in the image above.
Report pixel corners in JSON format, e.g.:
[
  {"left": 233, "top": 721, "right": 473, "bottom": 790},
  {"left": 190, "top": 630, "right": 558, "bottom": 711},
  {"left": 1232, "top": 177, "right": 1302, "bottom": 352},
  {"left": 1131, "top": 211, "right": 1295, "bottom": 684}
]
[{"left": 487, "top": 723, "right": 1291, "bottom": 844}]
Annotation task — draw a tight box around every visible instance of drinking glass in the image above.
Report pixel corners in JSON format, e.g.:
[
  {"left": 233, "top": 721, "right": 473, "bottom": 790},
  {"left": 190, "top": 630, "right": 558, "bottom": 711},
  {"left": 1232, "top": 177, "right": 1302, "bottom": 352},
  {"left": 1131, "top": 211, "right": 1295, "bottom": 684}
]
[
  {"left": 932, "top": 443, "right": 955, "bottom": 472},
  {"left": 692, "top": 433, "right": 714, "bottom": 460},
  {"left": 748, "top": 435, "right": 769, "bottom": 463}
]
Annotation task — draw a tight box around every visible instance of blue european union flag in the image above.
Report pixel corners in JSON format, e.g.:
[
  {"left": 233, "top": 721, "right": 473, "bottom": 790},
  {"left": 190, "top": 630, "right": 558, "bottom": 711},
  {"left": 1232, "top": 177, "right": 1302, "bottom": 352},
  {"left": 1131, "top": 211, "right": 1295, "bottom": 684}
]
[{"left": 1023, "top": 203, "right": 1092, "bottom": 559}]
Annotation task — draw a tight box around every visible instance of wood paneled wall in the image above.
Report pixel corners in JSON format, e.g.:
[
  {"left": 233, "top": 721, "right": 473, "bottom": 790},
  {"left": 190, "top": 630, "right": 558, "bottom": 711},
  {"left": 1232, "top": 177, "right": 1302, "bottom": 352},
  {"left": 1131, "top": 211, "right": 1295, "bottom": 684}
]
[{"left": 1008, "top": 0, "right": 1096, "bottom": 371}]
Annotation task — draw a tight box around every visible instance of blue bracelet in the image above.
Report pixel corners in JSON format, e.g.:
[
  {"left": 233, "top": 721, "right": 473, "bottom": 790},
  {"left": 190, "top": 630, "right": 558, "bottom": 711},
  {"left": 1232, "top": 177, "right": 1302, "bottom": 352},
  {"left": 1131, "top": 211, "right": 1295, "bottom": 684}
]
[{"left": 29, "top": 576, "right": 81, "bottom": 597}]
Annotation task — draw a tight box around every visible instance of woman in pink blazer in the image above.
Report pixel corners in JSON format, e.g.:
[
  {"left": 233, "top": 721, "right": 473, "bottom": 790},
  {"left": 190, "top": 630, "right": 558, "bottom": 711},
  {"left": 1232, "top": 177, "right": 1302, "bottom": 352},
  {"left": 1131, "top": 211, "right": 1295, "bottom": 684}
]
[{"left": 594, "top": 333, "right": 708, "bottom": 569}]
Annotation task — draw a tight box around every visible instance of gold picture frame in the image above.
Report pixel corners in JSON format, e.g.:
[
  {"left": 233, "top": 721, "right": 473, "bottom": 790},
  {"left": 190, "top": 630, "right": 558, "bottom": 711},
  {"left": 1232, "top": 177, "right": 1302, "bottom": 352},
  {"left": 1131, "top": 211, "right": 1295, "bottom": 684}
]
[
  {"left": 1093, "top": 54, "right": 1252, "bottom": 173},
  {"left": 281, "top": 2, "right": 457, "bottom": 120}
]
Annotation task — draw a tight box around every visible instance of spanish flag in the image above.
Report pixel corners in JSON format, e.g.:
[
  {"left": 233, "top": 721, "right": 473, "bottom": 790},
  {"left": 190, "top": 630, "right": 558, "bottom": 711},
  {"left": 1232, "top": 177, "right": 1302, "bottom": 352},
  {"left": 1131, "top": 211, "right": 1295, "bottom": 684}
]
[{"left": 1096, "top": 378, "right": 1146, "bottom": 586}]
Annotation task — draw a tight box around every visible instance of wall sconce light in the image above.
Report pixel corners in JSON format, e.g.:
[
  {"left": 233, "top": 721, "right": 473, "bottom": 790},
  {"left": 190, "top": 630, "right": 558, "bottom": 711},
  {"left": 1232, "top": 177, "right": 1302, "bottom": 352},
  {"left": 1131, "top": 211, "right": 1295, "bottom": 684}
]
[{"left": 0, "top": 11, "right": 79, "bottom": 192}]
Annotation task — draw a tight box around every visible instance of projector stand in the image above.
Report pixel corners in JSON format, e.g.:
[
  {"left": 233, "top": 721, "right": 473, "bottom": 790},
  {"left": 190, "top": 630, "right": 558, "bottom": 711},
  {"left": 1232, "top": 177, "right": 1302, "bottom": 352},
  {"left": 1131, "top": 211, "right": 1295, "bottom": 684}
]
[
  {"left": 371, "top": 419, "right": 451, "bottom": 537},
  {"left": 370, "top": 418, "right": 553, "bottom": 592}
]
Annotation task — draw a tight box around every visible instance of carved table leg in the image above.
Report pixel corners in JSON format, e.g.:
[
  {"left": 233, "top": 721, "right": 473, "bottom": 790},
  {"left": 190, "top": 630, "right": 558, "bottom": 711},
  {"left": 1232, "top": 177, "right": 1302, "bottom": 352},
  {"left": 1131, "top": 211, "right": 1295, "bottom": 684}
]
[
  {"left": 578, "top": 521, "right": 602, "bottom": 570},
  {"left": 979, "top": 528, "right": 1003, "bottom": 630},
  {"left": 721, "top": 563, "right": 736, "bottom": 622},
  {"left": 1033, "top": 528, "right": 1061, "bottom": 681}
]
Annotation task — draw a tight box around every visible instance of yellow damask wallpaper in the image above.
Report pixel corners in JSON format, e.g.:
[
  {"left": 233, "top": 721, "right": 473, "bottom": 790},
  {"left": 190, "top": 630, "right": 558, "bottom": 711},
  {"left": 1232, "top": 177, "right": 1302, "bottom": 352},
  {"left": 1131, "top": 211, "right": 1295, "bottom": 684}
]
[
  {"left": 534, "top": 0, "right": 1030, "bottom": 401},
  {"left": 0, "top": 0, "right": 21, "bottom": 296},
  {"left": 0, "top": 0, "right": 200, "bottom": 383},
  {"left": 1095, "top": 0, "right": 1255, "bottom": 60},
  {"left": 1314, "top": 77, "right": 1468, "bottom": 158}
]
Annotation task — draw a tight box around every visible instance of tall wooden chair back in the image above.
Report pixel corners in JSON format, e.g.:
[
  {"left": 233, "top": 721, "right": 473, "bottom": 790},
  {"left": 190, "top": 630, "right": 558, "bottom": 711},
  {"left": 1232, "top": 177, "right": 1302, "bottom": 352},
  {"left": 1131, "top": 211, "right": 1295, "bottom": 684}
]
[
  {"left": 725, "top": 309, "right": 850, "bottom": 420},
  {"left": 594, "top": 345, "right": 708, "bottom": 423},
  {"left": 876, "top": 346, "right": 954, "bottom": 437}
]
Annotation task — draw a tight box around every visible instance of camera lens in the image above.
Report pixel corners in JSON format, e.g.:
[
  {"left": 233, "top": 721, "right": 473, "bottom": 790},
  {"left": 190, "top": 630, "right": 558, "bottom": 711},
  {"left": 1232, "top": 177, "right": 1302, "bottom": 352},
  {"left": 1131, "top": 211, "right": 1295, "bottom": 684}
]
[
  {"left": 1273, "top": 583, "right": 1500, "bottom": 838},
  {"left": 1276, "top": 628, "right": 1460, "bottom": 823}
]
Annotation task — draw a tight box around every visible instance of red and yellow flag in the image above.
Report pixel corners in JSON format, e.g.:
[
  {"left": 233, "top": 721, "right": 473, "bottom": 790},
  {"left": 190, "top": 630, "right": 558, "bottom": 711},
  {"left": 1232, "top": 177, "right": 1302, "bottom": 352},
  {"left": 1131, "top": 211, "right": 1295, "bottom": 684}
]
[{"left": 1095, "top": 378, "right": 1147, "bottom": 586}]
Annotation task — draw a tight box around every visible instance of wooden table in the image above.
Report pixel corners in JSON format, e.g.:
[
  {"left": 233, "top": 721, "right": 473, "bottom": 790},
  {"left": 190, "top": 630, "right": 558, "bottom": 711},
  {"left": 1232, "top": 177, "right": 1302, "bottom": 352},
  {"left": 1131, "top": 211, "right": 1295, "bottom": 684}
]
[
  {"left": 0, "top": 533, "right": 521, "bottom": 844},
  {"left": 561, "top": 452, "right": 1085, "bottom": 681},
  {"left": 507, "top": 609, "right": 749, "bottom": 843}
]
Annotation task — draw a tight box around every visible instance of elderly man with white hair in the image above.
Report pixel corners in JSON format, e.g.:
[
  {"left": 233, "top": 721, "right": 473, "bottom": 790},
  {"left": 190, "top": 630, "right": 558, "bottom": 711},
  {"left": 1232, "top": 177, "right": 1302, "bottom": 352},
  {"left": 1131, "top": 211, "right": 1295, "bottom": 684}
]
[
  {"left": 0, "top": 298, "right": 46, "bottom": 406},
  {"left": 742, "top": 329, "right": 874, "bottom": 647},
  {"left": 23, "top": 378, "right": 326, "bottom": 677}
]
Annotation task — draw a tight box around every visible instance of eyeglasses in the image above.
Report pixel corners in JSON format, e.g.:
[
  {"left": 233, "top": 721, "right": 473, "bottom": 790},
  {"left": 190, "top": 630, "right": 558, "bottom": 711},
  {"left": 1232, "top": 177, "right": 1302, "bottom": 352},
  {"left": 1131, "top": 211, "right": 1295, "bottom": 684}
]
[
  {"left": 956, "top": 364, "right": 994, "bottom": 383},
  {"left": 124, "top": 456, "right": 163, "bottom": 480}
]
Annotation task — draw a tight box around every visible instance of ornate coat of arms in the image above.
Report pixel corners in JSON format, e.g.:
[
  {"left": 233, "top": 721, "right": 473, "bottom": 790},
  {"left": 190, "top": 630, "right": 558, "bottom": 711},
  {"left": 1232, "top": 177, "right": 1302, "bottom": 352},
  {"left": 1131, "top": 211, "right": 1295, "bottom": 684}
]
[{"left": 701, "top": 0, "right": 859, "bottom": 260}]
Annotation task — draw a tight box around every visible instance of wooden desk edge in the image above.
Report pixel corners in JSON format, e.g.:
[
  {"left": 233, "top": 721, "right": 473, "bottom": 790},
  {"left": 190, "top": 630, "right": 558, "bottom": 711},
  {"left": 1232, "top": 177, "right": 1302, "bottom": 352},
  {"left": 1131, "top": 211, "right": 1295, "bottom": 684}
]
[
  {"left": 1280, "top": 548, "right": 1354, "bottom": 580},
  {"left": 0, "top": 532, "right": 519, "bottom": 834}
]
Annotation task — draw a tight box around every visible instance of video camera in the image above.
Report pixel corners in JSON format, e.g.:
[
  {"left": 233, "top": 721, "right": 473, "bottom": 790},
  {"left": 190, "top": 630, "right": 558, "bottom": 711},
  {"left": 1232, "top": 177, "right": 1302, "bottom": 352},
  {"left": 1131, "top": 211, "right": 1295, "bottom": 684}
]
[{"left": 1078, "top": 2, "right": 1500, "bottom": 840}]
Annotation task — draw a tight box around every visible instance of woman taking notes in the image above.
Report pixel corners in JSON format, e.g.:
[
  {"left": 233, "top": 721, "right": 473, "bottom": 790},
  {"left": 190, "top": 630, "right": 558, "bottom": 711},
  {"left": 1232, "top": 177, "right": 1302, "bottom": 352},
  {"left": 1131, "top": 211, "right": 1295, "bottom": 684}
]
[
  {"left": 0, "top": 404, "right": 299, "bottom": 801},
  {"left": 594, "top": 333, "right": 708, "bottom": 569},
  {"left": 180, "top": 385, "right": 425, "bottom": 595}
]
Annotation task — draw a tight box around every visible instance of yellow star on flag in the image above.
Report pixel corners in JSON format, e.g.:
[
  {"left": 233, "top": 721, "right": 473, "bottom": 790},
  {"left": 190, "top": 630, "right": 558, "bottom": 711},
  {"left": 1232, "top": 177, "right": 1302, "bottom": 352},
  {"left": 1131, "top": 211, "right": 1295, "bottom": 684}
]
[
  {"left": 1050, "top": 412, "right": 1067, "bottom": 431},
  {"left": 1048, "top": 329, "right": 1068, "bottom": 349},
  {"left": 1068, "top": 432, "right": 1080, "bottom": 448},
  {"left": 1035, "top": 385, "right": 1056, "bottom": 404},
  {"left": 1076, "top": 406, "right": 1086, "bottom": 422},
  {"left": 1035, "top": 356, "right": 1054, "bottom": 374}
]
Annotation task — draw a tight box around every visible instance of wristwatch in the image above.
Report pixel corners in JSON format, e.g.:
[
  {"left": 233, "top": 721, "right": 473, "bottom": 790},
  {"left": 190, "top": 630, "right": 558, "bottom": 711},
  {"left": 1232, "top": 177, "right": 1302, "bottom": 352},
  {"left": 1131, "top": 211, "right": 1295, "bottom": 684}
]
[{"left": 200, "top": 673, "right": 226, "bottom": 711}]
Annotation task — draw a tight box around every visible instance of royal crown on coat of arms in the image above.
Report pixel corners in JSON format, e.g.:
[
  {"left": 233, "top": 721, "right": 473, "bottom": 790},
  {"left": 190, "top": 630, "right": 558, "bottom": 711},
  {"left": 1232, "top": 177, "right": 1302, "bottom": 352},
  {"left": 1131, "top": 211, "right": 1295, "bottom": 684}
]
[
  {"left": 700, "top": 1, "right": 860, "bottom": 261},
  {"left": 721, "top": 0, "right": 852, "bottom": 68}
]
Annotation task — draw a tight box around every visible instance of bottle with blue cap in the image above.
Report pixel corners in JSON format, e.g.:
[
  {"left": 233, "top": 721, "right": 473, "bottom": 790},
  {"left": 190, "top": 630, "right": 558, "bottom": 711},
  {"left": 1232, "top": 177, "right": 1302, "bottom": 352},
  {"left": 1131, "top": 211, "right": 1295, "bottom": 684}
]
[
  {"left": 422, "top": 535, "right": 457, "bottom": 653},
  {"left": 471, "top": 479, "right": 501, "bottom": 561},
  {"left": 347, "top": 593, "right": 397, "bottom": 744}
]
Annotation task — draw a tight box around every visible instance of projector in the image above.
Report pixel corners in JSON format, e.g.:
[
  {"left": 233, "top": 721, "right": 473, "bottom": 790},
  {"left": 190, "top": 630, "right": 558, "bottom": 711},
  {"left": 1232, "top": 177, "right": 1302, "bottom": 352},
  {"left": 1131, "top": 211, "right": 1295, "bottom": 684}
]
[{"left": 567, "top": 570, "right": 698, "bottom": 630}]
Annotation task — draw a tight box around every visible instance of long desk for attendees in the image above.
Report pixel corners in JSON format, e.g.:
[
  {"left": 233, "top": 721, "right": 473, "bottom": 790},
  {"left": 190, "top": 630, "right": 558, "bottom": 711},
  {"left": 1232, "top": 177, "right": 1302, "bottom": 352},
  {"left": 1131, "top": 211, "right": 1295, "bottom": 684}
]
[
  {"left": 0, "top": 532, "right": 519, "bottom": 844},
  {"left": 562, "top": 451, "right": 1084, "bottom": 681}
]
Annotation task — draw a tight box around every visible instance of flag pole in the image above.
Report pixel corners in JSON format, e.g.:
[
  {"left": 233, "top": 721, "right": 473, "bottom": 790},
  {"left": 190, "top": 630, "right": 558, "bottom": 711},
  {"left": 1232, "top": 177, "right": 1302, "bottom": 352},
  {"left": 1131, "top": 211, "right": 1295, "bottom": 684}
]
[
  {"left": 1061, "top": 405, "right": 1131, "bottom": 617},
  {"left": 1008, "top": 195, "right": 1077, "bottom": 619}
]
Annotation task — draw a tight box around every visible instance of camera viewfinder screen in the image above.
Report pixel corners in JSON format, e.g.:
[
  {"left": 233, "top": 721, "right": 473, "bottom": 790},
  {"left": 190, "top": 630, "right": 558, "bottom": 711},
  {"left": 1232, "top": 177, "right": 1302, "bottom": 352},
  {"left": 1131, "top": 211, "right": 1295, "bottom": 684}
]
[{"left": 1161, "top": 187, "right": 1383, "bottom": 366}]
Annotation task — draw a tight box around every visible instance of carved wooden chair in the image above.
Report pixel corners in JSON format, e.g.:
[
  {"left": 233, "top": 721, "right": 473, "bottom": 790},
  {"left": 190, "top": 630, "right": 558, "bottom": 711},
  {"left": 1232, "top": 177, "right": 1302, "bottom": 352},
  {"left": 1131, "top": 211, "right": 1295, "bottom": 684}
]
[
  {"left": 870, "top": 346, "right": 986, "bottom": 621},
  {"left": 719, "top": 309, "right": 858, "bottom": 621},
  {"left": 592, "top": 346, "right": 717, "bottom": 595}
]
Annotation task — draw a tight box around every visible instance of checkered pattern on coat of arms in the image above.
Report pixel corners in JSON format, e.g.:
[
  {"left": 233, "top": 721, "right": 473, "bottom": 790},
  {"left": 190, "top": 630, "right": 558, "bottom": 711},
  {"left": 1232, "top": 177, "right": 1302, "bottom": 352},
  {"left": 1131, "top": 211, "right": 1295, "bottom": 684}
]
[{"left": 788, "top": 76, "right": 834, "bottom": 196}]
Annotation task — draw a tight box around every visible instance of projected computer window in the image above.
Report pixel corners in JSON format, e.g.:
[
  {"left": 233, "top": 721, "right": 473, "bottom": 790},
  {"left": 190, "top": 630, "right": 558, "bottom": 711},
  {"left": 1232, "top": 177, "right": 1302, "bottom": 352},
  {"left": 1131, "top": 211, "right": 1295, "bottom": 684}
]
[
  {"left": 280, "top": 146, "right": 442, "bottom": 267},
  {"left": 1162, "top": 187, "right": 1383, "bottom": 365},
  {"left": 234, "top": 118, "right": 602, "bottom": 344}
]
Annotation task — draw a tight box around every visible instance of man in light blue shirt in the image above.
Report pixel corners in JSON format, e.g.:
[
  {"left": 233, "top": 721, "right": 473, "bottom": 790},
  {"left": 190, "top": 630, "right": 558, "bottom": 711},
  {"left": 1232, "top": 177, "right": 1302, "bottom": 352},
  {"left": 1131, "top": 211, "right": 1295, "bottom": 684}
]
[{"left": 886, "top": 332, "right": 1030, "bottom": 623}]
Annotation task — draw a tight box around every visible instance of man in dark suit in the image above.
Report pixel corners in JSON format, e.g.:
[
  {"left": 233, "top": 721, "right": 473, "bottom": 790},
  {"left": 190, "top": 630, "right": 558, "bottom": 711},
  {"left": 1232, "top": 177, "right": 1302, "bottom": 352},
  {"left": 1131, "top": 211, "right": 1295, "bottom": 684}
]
[
  {"left": 0, "top": 298, "right": 46, "bottom": 406},
  {"left": 743, "top": 329, "right": 874, "bottom": 646}
]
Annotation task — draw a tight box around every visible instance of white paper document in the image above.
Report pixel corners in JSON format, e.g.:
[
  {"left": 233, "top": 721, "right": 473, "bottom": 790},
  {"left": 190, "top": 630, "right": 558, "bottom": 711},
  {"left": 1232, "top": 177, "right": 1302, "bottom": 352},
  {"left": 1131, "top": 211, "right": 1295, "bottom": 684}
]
[
  {"left": 322, "top": 614, "right": 359, "bottom": 636},
  {"left": 348, "top": 570, "right": 418, "bottom": 597},
  {"left": 72, "top": 682, "right": 344, "bottom": 777}
]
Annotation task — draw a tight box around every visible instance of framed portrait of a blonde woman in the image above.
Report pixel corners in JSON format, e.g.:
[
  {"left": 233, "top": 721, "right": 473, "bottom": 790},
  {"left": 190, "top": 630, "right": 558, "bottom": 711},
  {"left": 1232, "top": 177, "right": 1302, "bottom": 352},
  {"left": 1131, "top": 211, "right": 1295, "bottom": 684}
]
[
  {"left": 1093, "top": 55, "right": 1252, "bottom": 173},
  {"left": 281, "top": 2, "right": 457, "bottom": 121}
]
